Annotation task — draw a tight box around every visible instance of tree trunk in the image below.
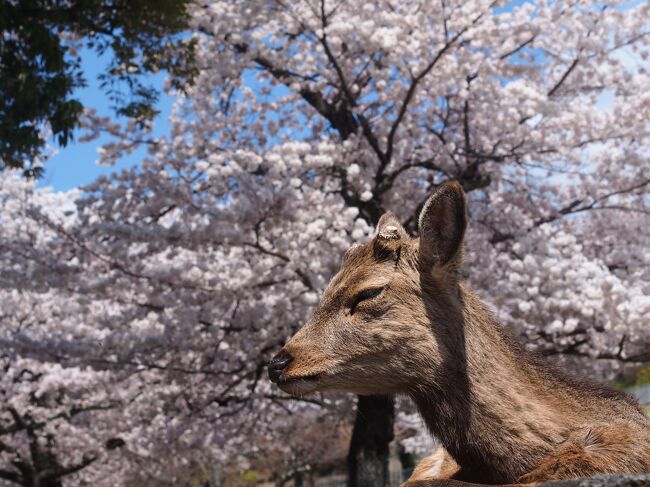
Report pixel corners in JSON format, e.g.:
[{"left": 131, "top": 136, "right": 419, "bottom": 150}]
[{"left": 347, "top": 395, "right": 394, "bottom": 487}]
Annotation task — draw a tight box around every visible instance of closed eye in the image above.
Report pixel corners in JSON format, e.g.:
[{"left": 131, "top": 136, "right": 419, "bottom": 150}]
[{"left": 351, "top": 287, "right": 383, "bottom": 313}]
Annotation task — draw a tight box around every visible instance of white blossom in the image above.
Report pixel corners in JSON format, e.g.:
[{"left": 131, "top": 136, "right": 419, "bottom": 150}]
[{"left": 1, "top": 0, "right": 649, "bottom": 480}]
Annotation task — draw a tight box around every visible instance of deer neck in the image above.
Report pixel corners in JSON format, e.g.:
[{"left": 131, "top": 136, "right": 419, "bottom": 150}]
[{"left": 408, "top": 285, "right": 572, "bottom": 483}]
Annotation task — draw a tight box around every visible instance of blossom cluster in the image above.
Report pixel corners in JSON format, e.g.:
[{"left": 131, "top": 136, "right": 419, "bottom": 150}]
[{"left": 1, "top": 0, "right": 649, "bottom": 482}]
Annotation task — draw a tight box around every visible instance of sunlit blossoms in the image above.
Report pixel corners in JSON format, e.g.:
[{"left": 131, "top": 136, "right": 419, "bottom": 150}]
[{"left": 1, "top": 0, "right": 649, "bottom": 483}]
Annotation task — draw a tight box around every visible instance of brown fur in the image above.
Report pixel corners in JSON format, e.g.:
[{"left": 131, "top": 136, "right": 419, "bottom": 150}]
[{"left": 271, "top": 181, "right": 650, "bottom": 486}]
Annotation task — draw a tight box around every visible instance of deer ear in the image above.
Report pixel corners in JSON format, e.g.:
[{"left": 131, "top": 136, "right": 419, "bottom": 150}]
[
  {"left": 373, "top": 212, "right": 407, "bottom": 261},
  {"left": 375, "top": 212, "right": 408, "bottom": 241},
  {"left": 418, "top": 181, "right": 467, "bottom": 269}
]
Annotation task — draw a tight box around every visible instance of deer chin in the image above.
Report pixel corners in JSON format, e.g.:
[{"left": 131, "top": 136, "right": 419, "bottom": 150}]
[{"left": 277, "top": 374, "right": 321, "bottom": 396}]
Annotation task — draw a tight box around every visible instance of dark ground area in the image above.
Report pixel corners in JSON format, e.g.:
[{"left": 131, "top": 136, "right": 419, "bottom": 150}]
[{"left": 542, "top": 474, "right": 650, "bottom": 486}]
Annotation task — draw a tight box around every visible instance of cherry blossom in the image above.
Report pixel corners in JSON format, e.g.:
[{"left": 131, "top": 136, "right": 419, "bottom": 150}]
[{"left": 1, "top": 0, "right": 649, "bottom": 482}]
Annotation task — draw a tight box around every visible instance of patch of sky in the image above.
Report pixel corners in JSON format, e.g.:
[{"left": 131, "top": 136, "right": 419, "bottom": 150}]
[
  {"left": 38, "top": 47, "right": 175, "bottom": 192},
  {"left": 492, "top": 0, "right": 533, "bottom": 15}
]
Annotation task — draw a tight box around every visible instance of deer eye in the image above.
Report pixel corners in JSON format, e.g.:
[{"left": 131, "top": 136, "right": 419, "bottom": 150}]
[{"left": 351, "top": 287, "right": 383, "bottom": 313}]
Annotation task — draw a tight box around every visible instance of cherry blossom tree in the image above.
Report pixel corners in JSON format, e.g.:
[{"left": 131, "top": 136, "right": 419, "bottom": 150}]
[{"left": 1, "top": 0, "right": 649, "bottom": 485}]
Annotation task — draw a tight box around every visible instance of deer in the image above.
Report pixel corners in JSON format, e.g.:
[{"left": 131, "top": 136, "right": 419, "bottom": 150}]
[{"left": 267, "top": 181, "right": 650, "bottom": 486}]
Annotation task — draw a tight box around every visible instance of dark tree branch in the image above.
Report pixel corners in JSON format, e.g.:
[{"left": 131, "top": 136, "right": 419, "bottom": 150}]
[
  {"left": 381, "top": 2, "right": 496, "bottom": 175},
  {"left": 547, "top": 56, "right": 581, "bottom": 97},
  {"left": 499, "top": 35, "right": 536, "bottom": 60},
  {"left": 534, "top": 178, "right": 650, "bottom": 227}
]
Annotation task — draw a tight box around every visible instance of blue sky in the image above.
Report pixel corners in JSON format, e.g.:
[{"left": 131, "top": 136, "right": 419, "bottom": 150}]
[{"left": 37, "top": 48, "right": 176, "bottom": 192}]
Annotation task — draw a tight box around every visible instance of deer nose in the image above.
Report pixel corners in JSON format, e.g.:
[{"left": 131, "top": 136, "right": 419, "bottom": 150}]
[{"left": 268, "top": 351, "right": 292, "bottom": 383}]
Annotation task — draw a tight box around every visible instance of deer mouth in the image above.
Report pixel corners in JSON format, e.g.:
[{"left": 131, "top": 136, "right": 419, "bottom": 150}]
[
  {"left": 277, "top": 374, "right": 321, "bottom": 394},
  {"left": 278, "top": 374, "right": 320, "bottom": 385}
]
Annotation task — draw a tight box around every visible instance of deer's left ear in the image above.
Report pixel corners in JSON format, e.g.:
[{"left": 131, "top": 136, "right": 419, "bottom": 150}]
[
  {"left": 373, "top": 212, "right": 408, "bottom": 261},
  {"left": 375, "top": 212, "right": 408, "bottom": 241},
  {"left": 418, "top": 180, "right": 467, "bottom": 269}
]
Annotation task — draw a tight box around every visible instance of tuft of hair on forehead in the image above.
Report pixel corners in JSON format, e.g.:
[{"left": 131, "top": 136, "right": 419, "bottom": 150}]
[
  {"left": 341, "top": 242, "right": 373, "bottom": 267},
  {"left": 340, "top": 239, "right": 400, "bottom": 271}
]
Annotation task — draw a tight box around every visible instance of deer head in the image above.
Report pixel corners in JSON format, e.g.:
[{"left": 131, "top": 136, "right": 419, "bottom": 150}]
[{"left": 268, "top": 181, "right": 468, "bottom": 396}]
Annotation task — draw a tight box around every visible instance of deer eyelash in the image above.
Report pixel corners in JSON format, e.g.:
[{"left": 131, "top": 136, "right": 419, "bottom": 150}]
[{"left": 351, "top": 287, "right": 384, "bottom": 313}]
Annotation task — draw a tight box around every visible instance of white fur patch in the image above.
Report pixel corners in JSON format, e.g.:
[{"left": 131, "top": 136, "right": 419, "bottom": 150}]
[
  {"left": 378, "top": 225, "right": 400, "bottom": 239},
  {"left": 409, "top": 447, "right": 446, "bottom": 481},
  {"left": 418, "top": 446, "right": 445, "bottom": 479}
]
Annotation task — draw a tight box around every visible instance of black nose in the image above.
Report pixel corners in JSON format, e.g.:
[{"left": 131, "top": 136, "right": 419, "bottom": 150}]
[{"left": 268, "top": 351, "right": 292, "bottom": 383}]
